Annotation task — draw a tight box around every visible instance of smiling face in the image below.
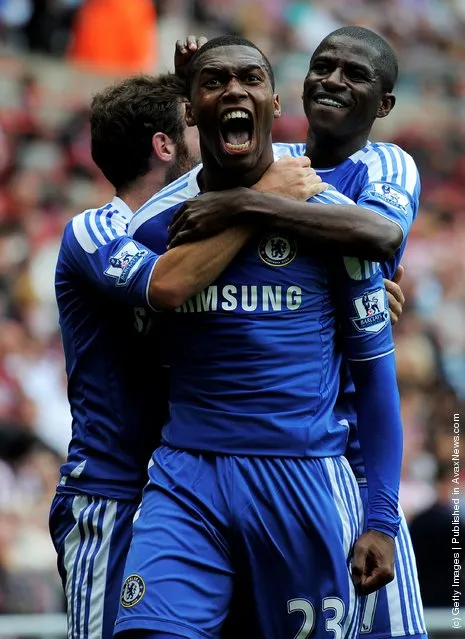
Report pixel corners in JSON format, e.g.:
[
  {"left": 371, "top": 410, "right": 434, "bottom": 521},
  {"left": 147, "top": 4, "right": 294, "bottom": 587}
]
[
  {"left": 186, "top": 45, "right": 280, "bottom": 173},
  {"left": 303, "top": 35, "right": 394, "bottom": 141}
]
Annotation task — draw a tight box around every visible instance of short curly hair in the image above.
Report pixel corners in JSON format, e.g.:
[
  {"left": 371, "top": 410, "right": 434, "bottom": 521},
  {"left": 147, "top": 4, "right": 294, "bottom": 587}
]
[{"left": 90, "top": 73, "right": 188, "bottom": 190}]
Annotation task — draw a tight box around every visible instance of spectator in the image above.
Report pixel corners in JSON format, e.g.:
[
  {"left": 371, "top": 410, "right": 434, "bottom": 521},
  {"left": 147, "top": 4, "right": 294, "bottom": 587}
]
[
  {"left": 67, "top": 0, "right": 158, "bottom": 74},
  {"left": 410, "top": 463, "right": 465, "bottom": 607}
]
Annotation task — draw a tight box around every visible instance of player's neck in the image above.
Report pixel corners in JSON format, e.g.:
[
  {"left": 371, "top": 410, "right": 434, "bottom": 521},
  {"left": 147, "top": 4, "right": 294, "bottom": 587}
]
[
  {"left": 306, "top": 130, "right": 369, "bottom": 169},
  {"left": 201, "top": 146, "right": 275, "bottom": 192},
  {"left": 117, "top": 169, "right": 166, "bottom": 213}
]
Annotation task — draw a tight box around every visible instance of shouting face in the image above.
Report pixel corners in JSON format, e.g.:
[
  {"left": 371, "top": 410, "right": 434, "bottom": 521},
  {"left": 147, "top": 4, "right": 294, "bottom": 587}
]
[{"left": 186, "top": 45, "right": 281, "bottom": 173}]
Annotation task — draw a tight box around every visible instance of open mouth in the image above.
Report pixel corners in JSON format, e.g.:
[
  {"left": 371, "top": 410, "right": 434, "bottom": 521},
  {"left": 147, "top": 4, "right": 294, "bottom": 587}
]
[
  {"left": 312, "top": 95, "right": 348, "bottom": 109},
  {"left": 219, "top": 109, "right": 254, "bottom": 154}
]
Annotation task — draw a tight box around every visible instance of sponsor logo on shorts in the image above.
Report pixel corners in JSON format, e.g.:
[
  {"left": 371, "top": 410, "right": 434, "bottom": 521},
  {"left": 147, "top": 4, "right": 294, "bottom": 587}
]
[
  {"left": 258, "top": 233, "right": 297, "bottom": 267},
  {"left": 121, "top": 574, "right": 145, "bottom": 608}
]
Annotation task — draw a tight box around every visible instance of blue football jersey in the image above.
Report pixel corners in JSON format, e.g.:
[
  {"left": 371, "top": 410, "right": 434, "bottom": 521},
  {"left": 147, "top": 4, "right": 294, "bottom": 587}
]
[
  {"left": 273, "top": 142, "right": 420, "bottom": 477},
  {"left": 129, "top": 170, "right": 396, "bottom": 458},
  {"left": 56, "top": 197, "right": 165, "bottom": 501},
  {"left": 273, "top": 141, "right": 420, "bottom": 279}
]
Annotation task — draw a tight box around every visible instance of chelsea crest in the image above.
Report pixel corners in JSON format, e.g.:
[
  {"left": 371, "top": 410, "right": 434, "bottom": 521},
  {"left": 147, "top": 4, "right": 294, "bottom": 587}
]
[
  {"left": 121, "top": 574, "right": 145, "bottom": 608},
  {"left": 258, "top": 233, "right": 297, "bottom": 267}
]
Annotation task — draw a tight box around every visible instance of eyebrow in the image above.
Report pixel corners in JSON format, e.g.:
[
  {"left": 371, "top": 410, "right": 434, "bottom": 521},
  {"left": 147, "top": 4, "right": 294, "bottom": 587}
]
[
  {"left": 199, "top": 63, "right": 265, "bottom": 75},
  {"left": 313, "top": 55, "right": 373, "bottom": 74}
]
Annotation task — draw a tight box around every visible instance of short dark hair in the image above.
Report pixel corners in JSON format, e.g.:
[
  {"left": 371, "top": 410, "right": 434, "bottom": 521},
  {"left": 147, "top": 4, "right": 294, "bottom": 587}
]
[
  {"left": 90, "top": 73, "right": 187, "bottom": 190},
  {"left": 314, "top": 26, "right": 398, "bottom": 92},
  {"left": 186, "top": 35, "right": 275, "bottom": 95}
]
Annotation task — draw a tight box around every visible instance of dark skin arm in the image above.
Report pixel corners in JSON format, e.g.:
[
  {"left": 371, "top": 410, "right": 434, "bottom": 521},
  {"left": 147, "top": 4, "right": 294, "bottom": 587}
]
[{"left": 168, "top": 187, "right": 402, "bottom": 261}]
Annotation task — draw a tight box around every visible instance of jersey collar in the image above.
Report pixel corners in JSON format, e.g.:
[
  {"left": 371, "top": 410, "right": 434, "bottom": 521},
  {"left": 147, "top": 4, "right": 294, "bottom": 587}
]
[
  {"left": 186, "top": 163, "right": 203, "bottom": 196},
  {"left": 111, "top": 196, "right": 134, "bottom": 221}
]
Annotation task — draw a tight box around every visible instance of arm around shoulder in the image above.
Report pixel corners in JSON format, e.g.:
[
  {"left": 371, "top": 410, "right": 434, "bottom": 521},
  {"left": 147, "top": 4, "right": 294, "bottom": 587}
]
[{"left": 249, "top": 194, "right": 403, "bottom": 261}]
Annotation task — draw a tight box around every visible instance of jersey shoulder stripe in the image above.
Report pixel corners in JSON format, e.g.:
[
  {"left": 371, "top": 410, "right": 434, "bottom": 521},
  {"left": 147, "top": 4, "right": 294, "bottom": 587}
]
[
  {"left": 354, "top": 142, "right": 419, "bottom": 195},
  {"left": 71, "top": 205, "right": 129, "bottom": 254},
  {"left": 129, "top": 165, "right": 203, "bottom": 235},
  {"left": 271, "top": 142, "right": 307, "bottom": 159},
  {"left": 271, "top": 142, "right": 300, "bottom": 158},
  {"left": 343, "top": 256, "right": 380, "bottom": 281},
  {"left": 312, "top": 187, "right": 355, "bottom": 206}
]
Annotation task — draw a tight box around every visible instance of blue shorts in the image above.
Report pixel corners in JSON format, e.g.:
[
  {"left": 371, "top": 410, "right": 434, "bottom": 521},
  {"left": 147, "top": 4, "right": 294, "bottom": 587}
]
[
  {"left": 114, "top": 446, "right": 363, "bottom": 639},
  {"left": 49, "top": 493, "right": 138, "bottom": 639},
  {"left": 357, "top": 482, "right": 427, "bottom": 639}
]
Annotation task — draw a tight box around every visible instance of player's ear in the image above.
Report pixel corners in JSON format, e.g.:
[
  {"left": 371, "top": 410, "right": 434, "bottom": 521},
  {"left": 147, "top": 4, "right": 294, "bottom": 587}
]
[
  {"left": 273, "top": 94, "right": 281, "bottom": 119},
  {"left": 185, "top": 102, "right": 196, "bottom": 127},
  {"left": 152, "top": 132, "right": 175, "bottom": 164},
  {"left": 377, "top": 93, "right": 396, "bottom": 119}
]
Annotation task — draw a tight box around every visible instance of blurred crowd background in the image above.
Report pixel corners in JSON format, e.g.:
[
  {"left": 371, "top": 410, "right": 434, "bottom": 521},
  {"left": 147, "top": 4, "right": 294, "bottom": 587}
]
[{"left": 0, "top": 0, "right": 464, "bottom": 624}]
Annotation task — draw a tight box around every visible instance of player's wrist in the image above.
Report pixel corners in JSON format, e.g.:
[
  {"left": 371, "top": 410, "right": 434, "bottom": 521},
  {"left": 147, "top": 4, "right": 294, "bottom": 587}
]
[
  {"left": 229, "top": 187, "right": 267, "bottom": 222},
  {"left": 366, "top": 516, "right": 400, "bottom": 539}
]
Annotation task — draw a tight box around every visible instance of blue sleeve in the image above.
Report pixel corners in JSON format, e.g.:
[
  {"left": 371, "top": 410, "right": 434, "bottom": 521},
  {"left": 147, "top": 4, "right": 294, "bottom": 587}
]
[
  {"left": 130, "top": 204, "right": 182, "bottom": 254},
  {"left": 356, "top": 145, "right": 420, "bottom": 242},
  {"left": 63, "top": 219, "right": 160, "bottom": 309},
  {"left": 335, "top": 256, "right": 402, "bottom": 537}
]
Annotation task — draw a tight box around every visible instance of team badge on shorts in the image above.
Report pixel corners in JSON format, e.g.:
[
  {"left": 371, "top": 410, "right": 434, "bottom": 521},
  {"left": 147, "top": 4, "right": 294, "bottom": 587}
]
[
  {"left": 258, "top": 233, "right": 297, "bottom": 267},
  {"left": 351, "top": 288, "right": 389, "bottom": 333},
  {"left": 121, "top": 574, "right": 146, "bottom": 608}
]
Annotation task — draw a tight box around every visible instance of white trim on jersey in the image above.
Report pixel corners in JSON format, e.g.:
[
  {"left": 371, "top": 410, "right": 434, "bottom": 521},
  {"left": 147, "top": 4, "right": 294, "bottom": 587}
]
[
  {"left": 356, "top": 489, "right": 426, "bottom": 639},
  {"left": 130, "top": 165, "right": 203, "bottom": 236},
  {"left": 72, "top": 213, "right": 99, "bottom": 253},
  {"left": 360, "top": 590, "right": 380, "bottom": 634},
  {"left": 356, "top": 143, "right": 418, "bottom": 194},
  {"left": 72, "top": 202, "right": 129, "bottom": 254},
  {"left": 399, "top": 516, "right": 426, "bottom": 634},
  {"left": 347, "top": 347, "right": 396, "bottom": 363},
  {"left": 89, "top": 213, "right": 108, "bottom": 245},
  {"left": 271, "top": 142, "right": 306, "bottom": 159},
  {"left": 386, "top": 509, "right": 427, "bottom": 637},
  {"left": 129, "top": 143, "right": 300, "bottom": 236},
  {"left": 314, "top": 188, "right": 355, "bottom": 206},
  {"left": 343, "top": 256, "right": 380, "bottom": 281},
  {"left": 325, "top": 457, "right": 363, "bottom": 639},
  {"left": 270, "top": 141, "right": 419, "bottom": 196},
  {"left": 111, "top": 196, "right": 134, "bottom": 223},
  {"left": 63, "top": 495, "right": 117, "bottom": 639},
  {"left": 129, "top": 144, "right": 359, "bottom": 238},
  {"left": 144, "top": 258, "right": 160, "bottom": 312}
]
